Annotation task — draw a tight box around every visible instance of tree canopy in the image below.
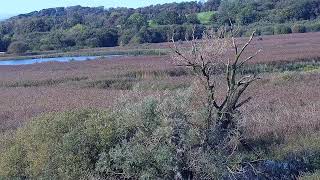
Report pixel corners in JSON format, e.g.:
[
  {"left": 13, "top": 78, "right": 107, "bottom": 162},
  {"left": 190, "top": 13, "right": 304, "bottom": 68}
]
[{"left": 0, "top": 0, "right": 320, "bottom": 52}]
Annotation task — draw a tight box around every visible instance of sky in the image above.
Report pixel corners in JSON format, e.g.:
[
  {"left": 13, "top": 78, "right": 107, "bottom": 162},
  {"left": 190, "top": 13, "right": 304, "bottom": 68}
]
[{"left": 0, "top": 0, "right": 193, "bottom": 17}]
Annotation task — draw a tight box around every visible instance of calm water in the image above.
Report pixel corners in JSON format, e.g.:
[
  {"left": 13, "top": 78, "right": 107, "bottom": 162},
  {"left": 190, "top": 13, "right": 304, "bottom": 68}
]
[{"left": 0, "top": 55, "right": 120, "bottom": 65}]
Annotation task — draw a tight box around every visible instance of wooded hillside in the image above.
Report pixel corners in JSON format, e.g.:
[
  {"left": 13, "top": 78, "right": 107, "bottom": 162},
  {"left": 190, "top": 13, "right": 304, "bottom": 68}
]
[{"left": 1, "top": 0, "right": 320, "bottom": 52}]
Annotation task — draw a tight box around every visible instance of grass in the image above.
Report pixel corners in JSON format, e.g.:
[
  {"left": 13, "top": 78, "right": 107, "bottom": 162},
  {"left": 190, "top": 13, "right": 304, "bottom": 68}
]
[
  {"left": 240, "top": 60, "right": 320, "bottom": 74},
  {"left": 0, "top": 32, "right": 320, "bottom": 178},
  {"left": 0, "top": 55, "right": 318, "bottom": 133},
  {"left": 2, "top": 60, "right": 313, "bottom": 90},
  {"left": 300, "top": 171, "right": 320, "bottom": 180},
  {"left": 148, "top": 20, "right": 158, "bottom": 28},
  {"left": 197, "top": 11, "right": 215, "bottom": 24},
  {"left": 0, "top": 65, "right": 319, "bottom": 178},
  {"left": 82, "top": 78, "right": 137, "bottom": 90},
  {"left": 117, "top": 68, "right": 190, "bottom": 79},
  {"left": 0, "top": 76, "right": 88, "bottom": 88}
]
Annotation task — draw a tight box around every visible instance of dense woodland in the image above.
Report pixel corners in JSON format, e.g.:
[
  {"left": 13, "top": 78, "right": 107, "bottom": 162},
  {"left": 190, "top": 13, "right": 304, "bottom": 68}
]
[{"left": 1, "top": 0, "right": 320, "bottom": 53}]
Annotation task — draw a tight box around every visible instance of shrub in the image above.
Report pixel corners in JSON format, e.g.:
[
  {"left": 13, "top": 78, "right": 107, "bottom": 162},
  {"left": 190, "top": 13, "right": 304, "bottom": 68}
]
[
  {"left": 272, "top": 134, "right": 320, "bottom": 165},
  {"left": 259, "top": 26, "right": 275, "bottom": 36},
  {"left": 302, "top": 65, "right": 320, "bottom": 72},
  {"left": 132, "top": 81, "right": 189, "bottom": 91},
  {"left": 1, "top": 82, "right": 317, "bottom": 179},
  {"left": 0, "top": 88, "right": 230, "bottom": 179},
  {"left": 292, "top": 24, "right": 307, "bottom": 33},
  {"left": 197, "top": 11, "right": 215, "bottom": 24},
  {"left": 96, "top": 98, "right": 174, "bottom": 179},
  {"left": 0, "top": 109, "right": 116, "bottom": 179},
  {"left": 274, "top": 25, "right": 292, "bottom": 34},
  {"left": 97, "top": 90, "right": 196, "bottom": 179},
  {"left": 7, "top": 41, "right": 29, "bottom": 54},
  {"left": 308, "top": 23, "right": 320, "bottom": 32},
  {"left": 118, "top": 30, "right": 135, "bottom": 46},
  {"left": 83, "top": 78, "right": 136, "bottom": 90},
  {"left": 300, "top": 171, "right": 320, "bottom": 180}
]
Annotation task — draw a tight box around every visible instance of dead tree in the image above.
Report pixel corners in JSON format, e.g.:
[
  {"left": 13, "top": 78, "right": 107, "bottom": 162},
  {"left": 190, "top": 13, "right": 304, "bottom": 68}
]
[{"left": 171, "top": 27, "right": 261, "bottom": 150}]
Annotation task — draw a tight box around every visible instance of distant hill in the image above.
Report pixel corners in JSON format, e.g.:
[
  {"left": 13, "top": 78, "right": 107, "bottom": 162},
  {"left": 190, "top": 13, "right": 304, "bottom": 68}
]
[{"left": 0, "top": 0, "right": 320, "bottom": 52}]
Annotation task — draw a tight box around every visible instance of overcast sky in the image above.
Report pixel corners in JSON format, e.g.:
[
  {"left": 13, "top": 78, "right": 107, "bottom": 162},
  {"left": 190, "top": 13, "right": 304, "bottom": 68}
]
[{"left": 0, "top": 0, "right": 194, "bottom": 17}]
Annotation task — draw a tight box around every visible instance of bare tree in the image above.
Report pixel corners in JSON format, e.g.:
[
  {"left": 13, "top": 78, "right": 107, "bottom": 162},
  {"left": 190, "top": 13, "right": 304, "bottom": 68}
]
[{"left": 171, "top": 26, "right": 261, "bottom": 150}]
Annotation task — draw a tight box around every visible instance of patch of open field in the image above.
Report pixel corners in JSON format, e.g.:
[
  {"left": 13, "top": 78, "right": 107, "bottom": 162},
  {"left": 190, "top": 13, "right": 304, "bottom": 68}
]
[{"left": 197, "top": 11, "right": 215, "bottom": 24}]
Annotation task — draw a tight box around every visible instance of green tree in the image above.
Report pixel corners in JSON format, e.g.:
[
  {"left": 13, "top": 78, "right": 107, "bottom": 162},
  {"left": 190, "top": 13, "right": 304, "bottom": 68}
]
[
  {"left": 126, "top": 13, "right": 147, "bottom": 30},
  {"left": 203, "top": 0, "right": 221, "bottom": 11},
  {"left": 292, "top": 24, "right": 307, "bottom": 33},
  {"left": 155, "top": 12, "right": 186, "bottom": 25},
  {"left": 66, "top": 24, "right": 88, "bottom": 46},
  {"left": 0, "top": 36, "right": 11, "bottom": 52},
  {"left": 95, "top": 28, "right": 119, "bottom": 47},
  {"left": 217, "top": 0, "right": 241, "bottom": 25},
  {"left": 238, "top": 4, "right": 258, "bottom": 25},
  {"left": 274, "top": 24, "right": 292, "bottom": 34},
  {"left": 186, "top": 14, "right": 200, "bottom": 24},
  {"left": 7, "top": 41, "right": 29, "bottom": 54}
]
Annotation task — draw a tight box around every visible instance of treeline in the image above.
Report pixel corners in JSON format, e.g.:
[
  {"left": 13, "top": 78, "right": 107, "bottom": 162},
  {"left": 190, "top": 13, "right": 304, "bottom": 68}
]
[{"left": 1, "top": 0, "right": 320, "bottom": 53}]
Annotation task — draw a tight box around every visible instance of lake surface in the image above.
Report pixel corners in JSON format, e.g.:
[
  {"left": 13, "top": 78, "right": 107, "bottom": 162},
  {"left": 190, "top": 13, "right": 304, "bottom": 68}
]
[{"left": 0, "top": 55, "right": 119, "bottom": 65}]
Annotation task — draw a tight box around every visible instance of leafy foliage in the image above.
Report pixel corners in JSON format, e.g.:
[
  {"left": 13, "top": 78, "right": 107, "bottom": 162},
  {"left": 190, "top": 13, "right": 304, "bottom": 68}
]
[
  {"left": 0, "top": 87, "right": 257, "bottom": 179},
  {"left": 197, "top": 11, "right": 215, "bottom": 25},
  {"left": 7, "top": 41, "right": 29, "bottom": 54},
  {"left": 0, "top": 109, "right": 116, "bottom": 179},
  {"left": 274, "top": 24, "right": 292, "bottom": 34},
  {"left": 292, "top": 24, "right": 307, "bottom": 33},
  {"left": 1, "top": 0, "right": 320, "bottom": 51}
]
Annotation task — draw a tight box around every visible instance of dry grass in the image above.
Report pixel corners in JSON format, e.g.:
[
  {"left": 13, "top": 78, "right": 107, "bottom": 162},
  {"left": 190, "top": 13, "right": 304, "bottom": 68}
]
[
  {"left": 0, "top": 56, "right": 188, "bottom": 132},
  {"left": 0, "top": 32, "right": 319, "bottom": 140},
  {"left": 242, "top": 72, "right": 320, "bottom": 141}
]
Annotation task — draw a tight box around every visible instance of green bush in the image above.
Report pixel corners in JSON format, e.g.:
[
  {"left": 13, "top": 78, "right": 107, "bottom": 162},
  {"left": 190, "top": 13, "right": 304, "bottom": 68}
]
[
  {"left": 291, "top": 24, "right": 307, "bottom": 33},
  {"left": 259, "top": 26, "right": 275, "bottom": 36},
  {"left": 197, "top": 11, "right": 215, "bottom": 24},
  {"left": 300, "top": 171, "right": 320, "bottom": 180},
  {"left": 274, "top": 25, "right": 292, "bottom": 34},
  {"left": 0, "top": 109, "right": 116, "bottom": 179},
  {"left": 0, "top": 88, "right": 227, "bottom": 179},
  {"left": 308, "top": 23, "right": 320, "bottom": 32},
  {"left": 271, "top": 133, "right": 320, "bottom": 171},
  {"left": 96, "top": 98, "right": 175, "bottom": 179},
  {"left": 83, "top": 78, "right": 136, "bottom": 90},
  {"left": 4, "top": 85, "right": 318, "bottom": 179},
  {"left": 7, "top": 41, "right": 29, "bottom": 54}
]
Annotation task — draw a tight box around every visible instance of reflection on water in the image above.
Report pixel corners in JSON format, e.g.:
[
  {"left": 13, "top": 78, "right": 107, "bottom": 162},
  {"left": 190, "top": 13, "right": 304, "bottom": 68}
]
[{"left": 0, "top": 55, "right": 120, "bottom": 65}]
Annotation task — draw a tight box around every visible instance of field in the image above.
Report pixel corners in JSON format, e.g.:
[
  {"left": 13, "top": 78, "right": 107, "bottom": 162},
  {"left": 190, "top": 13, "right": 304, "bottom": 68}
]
[
  {"left": 197, "top": 11, "right": 215, "bottom": 24},
  {"left": 0, "top": 32, "right": 319, "bottom": 133},
  {"left": 0, "top": 32, "right": 320, "bottom": 178}
]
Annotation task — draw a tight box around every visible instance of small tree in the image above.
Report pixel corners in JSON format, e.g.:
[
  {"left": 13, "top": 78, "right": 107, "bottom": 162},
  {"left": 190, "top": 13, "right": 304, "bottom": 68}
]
[
  {"left": 7, "top": 41, "right": 29, "bottom": 54},
  {"left": 126, "top": 13, "right": 147, "bottom": 30},
  {"left": 292, "top": 24, "right": 307, "bottom": 33},
  {"left": 186, "top": 14, "right": 200, "bottom": 24},
  {"left": 274, "top": 24, "right": 292, "bottom": 34},
  {"left": 171, "top": 26, "right": 261, "bottom": 150}
]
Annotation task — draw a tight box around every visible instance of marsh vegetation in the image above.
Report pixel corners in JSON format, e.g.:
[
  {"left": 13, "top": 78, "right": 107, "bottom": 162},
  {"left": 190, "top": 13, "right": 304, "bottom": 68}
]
[
  {"left": 0, "top": 0, "right": 320, "bottom": 179},
  {"left": 0, "top": 29, "right": 319, "bottom": 179}
]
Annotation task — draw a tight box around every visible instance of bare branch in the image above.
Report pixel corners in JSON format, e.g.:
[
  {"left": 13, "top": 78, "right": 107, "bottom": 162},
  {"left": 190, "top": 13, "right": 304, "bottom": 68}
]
[
  {"left": 170, "top": 26, "right": 260, "bottom": 151},
  {"left": 235, "top": 97, "right": 252, "bottom": 109},
  {"left": 238, "top": 75, "right": 260, "bottom": 85},
  {"left": 235, "top": 31, "right": 256, "bottom": 65},
  {"left": 238, "top": 49, "right": 262, "bottom": 68}
]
